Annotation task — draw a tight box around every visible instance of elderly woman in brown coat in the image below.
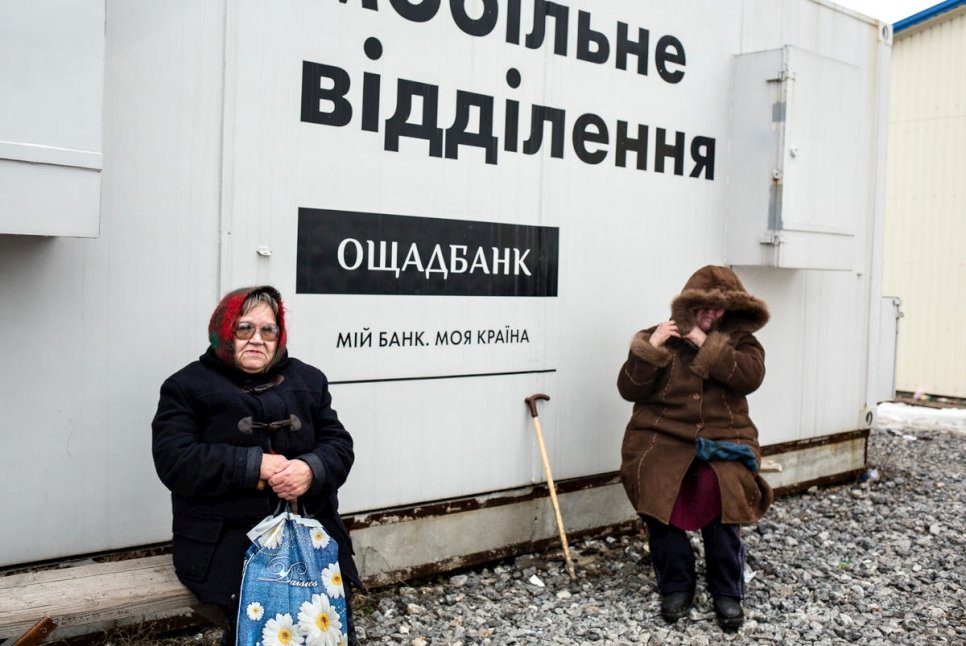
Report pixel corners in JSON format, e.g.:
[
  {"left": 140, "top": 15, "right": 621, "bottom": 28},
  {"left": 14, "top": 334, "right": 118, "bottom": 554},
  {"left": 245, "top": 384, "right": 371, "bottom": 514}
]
[{"left": 618, "top": 265, "right": 773, "bottom": 630}]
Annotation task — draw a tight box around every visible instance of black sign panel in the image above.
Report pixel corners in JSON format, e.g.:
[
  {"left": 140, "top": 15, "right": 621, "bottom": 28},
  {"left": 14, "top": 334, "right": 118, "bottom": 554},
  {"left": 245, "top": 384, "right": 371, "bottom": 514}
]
[{"left": 296, "top": 208, "right": 558, "bottom": 297}]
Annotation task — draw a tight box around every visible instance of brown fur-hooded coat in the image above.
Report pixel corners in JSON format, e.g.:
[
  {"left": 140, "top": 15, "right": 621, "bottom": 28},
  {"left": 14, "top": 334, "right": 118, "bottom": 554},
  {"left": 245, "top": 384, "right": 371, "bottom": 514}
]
[{"left": 617, "top": 266, "right": 773, "bottom": 525}]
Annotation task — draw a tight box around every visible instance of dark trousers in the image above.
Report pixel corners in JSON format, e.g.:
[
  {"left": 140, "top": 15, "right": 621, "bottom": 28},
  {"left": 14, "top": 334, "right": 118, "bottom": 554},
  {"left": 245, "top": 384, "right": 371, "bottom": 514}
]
[{"left": 642, "top": 515, "right": 745, "bottom": 599}]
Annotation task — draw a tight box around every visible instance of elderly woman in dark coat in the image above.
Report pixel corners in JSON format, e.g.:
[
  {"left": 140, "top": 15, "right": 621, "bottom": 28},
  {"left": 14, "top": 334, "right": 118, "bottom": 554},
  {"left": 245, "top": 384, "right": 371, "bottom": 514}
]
[
  {"left": 618, "top": 265, "right": 773, "bottom": 630},
  {"left": 152, "top": 285, "right": 359, "bottom": 644}
]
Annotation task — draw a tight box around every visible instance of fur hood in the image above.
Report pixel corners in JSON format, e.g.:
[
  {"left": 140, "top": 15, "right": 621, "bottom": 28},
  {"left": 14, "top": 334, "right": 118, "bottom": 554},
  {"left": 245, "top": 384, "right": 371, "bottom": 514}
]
[{"left": 670, "top": 265, "right": 769, "bottom": 335}]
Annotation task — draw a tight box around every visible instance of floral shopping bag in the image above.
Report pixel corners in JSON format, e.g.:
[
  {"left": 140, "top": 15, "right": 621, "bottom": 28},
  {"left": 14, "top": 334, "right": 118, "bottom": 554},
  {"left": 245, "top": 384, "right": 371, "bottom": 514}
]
[{"left": 237, "top": 504, "right": 348, "bottom": 646}]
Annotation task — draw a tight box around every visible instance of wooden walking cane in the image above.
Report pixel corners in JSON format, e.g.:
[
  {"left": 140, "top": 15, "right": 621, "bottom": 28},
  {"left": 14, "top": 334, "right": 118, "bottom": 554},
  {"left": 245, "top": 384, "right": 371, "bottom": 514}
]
[
  {"left": 10, "top": 615, "right": 57, "bottom": 646},
  {"left": 525, "top": 393, "right": 577, "bottom": 582}
]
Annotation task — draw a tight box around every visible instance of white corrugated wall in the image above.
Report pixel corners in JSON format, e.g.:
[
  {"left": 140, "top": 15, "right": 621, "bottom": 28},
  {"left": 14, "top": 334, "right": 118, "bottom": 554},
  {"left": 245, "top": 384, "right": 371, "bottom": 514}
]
[{"left": 884, "top": 6, "right": 966, "bottom": 398}]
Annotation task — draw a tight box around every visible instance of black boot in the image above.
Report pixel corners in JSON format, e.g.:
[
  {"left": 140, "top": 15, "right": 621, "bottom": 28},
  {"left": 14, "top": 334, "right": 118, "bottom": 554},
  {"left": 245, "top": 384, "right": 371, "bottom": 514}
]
[
  {"left": 713, "top": 595, "right": 744, "bottom": 630},
  {"left": 659, "top": 590, "right": 694, "bottom": 623}
]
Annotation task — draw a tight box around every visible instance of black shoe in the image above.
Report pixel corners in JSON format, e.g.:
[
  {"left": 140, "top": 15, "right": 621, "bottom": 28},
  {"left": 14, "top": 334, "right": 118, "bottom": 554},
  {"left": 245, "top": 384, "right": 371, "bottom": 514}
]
[
  {"left": 659, "top": 590, "right": 695, "bottom": 623},
  {"left": 713, "top": 595, "right": 744, "bottom": 631}
]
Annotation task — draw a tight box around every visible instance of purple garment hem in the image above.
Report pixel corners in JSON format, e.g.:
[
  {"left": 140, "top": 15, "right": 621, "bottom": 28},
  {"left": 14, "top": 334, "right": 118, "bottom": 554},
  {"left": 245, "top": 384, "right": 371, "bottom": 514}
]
[{"left": 669, "top": 460, "right": 721, "bottom": 531}]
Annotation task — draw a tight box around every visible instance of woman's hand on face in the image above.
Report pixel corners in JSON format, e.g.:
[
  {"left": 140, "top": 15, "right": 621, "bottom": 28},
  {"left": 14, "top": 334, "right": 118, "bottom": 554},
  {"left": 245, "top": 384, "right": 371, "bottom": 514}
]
[
  {"left": 649, "top": 320, "right": 680, "bottom": 348},
  {"left": 259, "top": 453, "right": 290, "bottom": 480},
  {"left": 268, "top": 459, "right": 313, "bottom": 501}
]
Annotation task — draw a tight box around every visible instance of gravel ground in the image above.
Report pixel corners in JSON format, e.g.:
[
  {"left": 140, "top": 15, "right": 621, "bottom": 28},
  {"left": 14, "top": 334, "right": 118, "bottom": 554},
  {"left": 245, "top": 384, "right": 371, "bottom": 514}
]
[
  {"left": 349, "top": 407, "right": 966, "bottom": 645},
  {"left": 76, "top": 405, "right": 965, "bottom": 645}
]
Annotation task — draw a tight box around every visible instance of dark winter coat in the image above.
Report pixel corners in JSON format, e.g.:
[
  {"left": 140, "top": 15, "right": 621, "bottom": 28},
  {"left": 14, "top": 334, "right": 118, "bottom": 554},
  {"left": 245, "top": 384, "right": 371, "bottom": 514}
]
[
  {"left": 617, "top": 266, "right": 774, "bottom": 525},
  {"left": 152, "top": 287, "right": 358, "bottom": 608}
]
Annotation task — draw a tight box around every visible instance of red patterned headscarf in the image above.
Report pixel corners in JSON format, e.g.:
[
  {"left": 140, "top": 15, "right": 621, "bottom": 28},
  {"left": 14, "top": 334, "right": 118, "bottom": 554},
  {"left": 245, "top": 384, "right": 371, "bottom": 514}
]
[{"left": 207, "top": 286, "right": 287, "bottom": 369}]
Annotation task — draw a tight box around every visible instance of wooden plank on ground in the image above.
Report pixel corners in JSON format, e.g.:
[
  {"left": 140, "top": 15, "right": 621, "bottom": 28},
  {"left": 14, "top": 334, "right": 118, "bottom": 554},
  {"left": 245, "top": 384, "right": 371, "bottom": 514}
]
[{"left": 0, "top": 556, "right": 198, "bottom": 640}]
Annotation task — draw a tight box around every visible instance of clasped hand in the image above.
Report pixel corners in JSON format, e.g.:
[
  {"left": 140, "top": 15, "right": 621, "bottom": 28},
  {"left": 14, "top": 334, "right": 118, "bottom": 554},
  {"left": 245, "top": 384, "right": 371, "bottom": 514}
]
[
  {"left": 649, "top": 319, "right": 707, "bottom": 348},
  {"left": 260, "top": 453, "right": 312, "bottom": 501}
]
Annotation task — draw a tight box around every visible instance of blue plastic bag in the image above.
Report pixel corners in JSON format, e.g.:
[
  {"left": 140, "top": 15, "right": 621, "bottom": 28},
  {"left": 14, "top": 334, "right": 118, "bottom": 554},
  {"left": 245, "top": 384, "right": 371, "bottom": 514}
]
[{"left": 236, "top": 505, "right": 348, "bottom": 646}]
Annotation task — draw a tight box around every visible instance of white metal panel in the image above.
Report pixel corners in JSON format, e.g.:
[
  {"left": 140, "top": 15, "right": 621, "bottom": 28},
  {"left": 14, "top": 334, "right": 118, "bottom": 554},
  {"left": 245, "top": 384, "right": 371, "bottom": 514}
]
[
  {"left": 0, "top": 160, "right": 101, "bottom": 236},
  {"left": 0, "top": 0, "right": 226, "bottom": 566},
  {"left": 726, "top": 45, "right": 862, "bottom": 270},
  {"left": 0, "top": 0, "right": 104, "bottom": 237},
  {"left": 219, "top": 1, "right": 740, "bottom": 512},
  {"left": 781, "top": 47, "right": 863, "bottom": 237},
  {"left": 884, "top": 8, "right": 966, "bottom": 398},
  {"left": 760, "top": 433, "right": 866, "bottom": 490},
  {"left": 725, "top": 48, "right": 785, "bottom": 267},
  {"left": 874, "top": 296, "right": 902, "bottom": 403},
  {"left": 0, "top": 0, "right": 891, "bottom": 567},
  {"left": 739, "top": 267, "right": 870, "bottom": 443}
]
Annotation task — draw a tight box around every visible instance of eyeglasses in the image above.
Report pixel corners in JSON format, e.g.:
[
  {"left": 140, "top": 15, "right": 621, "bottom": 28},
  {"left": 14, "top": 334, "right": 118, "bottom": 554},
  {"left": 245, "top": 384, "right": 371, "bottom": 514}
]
[{"left": 233, "top": 322, "right": 280, "bottom": 341}]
